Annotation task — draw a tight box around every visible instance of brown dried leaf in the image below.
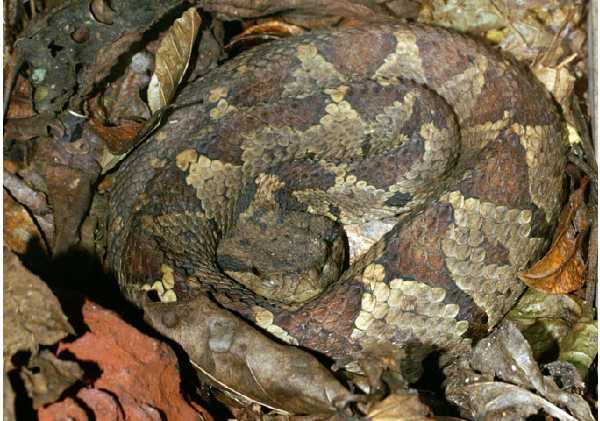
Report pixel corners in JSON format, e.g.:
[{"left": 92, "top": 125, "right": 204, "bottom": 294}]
[
  {"left": 35, "top": 130, "right": 103, "bottom": 255},
  {"left": 38, "top": 300, "right": 212, "bottom": 421},
  {"left": 518, "top": 178, "right": 590, "bottom": 294},
  {"left": 21, "top": 350, "right": 83, "bottom": 409},
  {"left": 226, "top": 20, "right": 305, "bottom": 54},
  {"left": 4, "top": 372, "right": 16, "bottom": 421},
  {"left": 3, "top": 249, "right": 73, "bottom": 370},
  {"left": 88, "top": 118, "right": 145, "bottom": 154},
  {"left": 147, "top": 8, "right": 202, "bottom": 113},
  {"left": 4, "top": 114, "right": 64, "bottom": 141},
  {"left": 144, "top": 294, "right": 350, "bottom": 415},
  {"left": 6, "top": 74, "right": 34, "bottom": 119},
  {"left": 367, "top": 393, "right": 434, "bottom": 421},
  {"left": 199, "top": 0, "right": 389, "bottom": 21},
  {"left": 99, "top": 58, "right": 152, "bottom": 125},
  {"left": 533, "top": 62, "right": 576, "bottom": 115},
  {"left": 3, "top": 190, "right": 48, "bottom": 255},
  {"left": 89, "top": 0, "right": 114, "bottom": 25},
  {"left": 78, "top": 31, "right": 144, "bottom": 98}
]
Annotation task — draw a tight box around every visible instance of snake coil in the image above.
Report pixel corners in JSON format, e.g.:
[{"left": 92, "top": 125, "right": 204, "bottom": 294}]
[{"left": 108, "top": 23, "right": 566, "bottom": 380}]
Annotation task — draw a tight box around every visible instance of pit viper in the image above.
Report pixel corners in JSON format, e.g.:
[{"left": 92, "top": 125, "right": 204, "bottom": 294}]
[{"left": 107, "top": 23, "right": 567, "bottom": 381}]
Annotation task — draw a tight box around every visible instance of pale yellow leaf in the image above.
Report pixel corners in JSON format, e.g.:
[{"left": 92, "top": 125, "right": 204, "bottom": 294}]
[{"left": 147, "top": 8, "right": 201, "bottom": 113}]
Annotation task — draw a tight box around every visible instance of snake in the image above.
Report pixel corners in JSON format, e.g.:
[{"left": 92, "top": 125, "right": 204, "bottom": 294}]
[{"left": 106, "top": 23, "right": 567, "bottom": 382}]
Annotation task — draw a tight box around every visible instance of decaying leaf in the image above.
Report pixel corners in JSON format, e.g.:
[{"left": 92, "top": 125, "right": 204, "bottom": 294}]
[
  {"left": 38, "top": 299, "right": 212, "bottom": 421},
  {"left": 3, "top": 249, "right": 73, "bottom": 370},
  {"left": 88, "top": 118, "right": 145, "bottom": 154},
  {"left": 367, "top": 393, "right": 434, "bottom": 421},
  {"left": 35, "top": 132, "right": 102, "bottom": 255},
  {"left": 518, "top": 177, "right": 590, "bottom": 294},
  {"left": 144, "top": 294, "right": 350, "bottom": 415},
  {"left": 507, "top": 288, "right": 598, "bottom": 379},
  {"left": 21, "top": 350, "right": 83, "bottom": 409},
  {"left": 3, "top": 190, "right": 48, "bottom": 255},
  {"left": 147, "top": 8, "right": 202, "bottom": 113},
  {"left": 4, "top": 171, "right": 54, "bottom": 245},
  {"left": 558, "top": 315, "right": 599, "bottom": 379},
  {"left": 445, "top": 321, "right": 594, "bottom": 421},
  {"left": 97, "top": 55, "right": 153, "bottom": 127},
  {"left": 6, "top": 74, "right": 34, "bottom": 119}
]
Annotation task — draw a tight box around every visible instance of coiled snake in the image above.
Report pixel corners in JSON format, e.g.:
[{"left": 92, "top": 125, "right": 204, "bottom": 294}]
[{"left": 107, "top": 23, "right": 566, "bottom": 381}]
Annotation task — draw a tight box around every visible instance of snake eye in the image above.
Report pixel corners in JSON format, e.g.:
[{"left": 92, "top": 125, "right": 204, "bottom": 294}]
[{"left": 251, "top": 266, "right": 260, "bottom": 276}]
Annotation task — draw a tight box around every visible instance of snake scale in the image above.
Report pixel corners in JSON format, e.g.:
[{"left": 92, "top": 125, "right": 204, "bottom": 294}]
[{"left": 107, "top": 23, "right": 567, "bottom": 381}]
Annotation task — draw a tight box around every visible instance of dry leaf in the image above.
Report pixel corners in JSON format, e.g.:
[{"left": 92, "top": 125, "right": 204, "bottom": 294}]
[
  {"left": 88, "top": 118, "right": 145, "bottom": 154},
  {"left": 38, "top": 300, "right": 212, "bottom": 421},
  {"left": 518, "top": 178, "right": 590, "bottom": 294},
  {"left": 226, "top": 20, "right": 305, "bottom": 53},
  {"left": 21, "top": 351, "right": 83, "bottom": 409},
  {"left": 147, "top": 8, "right": 202, "bottom": 113},
  {"left": 6, "top": 74, "right": 35, "bottom": 119},
  {"left": 445, "top": 322, "right": 595, "bottom": 421},
  {"left": 3, "top": 249, "right": 74, "bottom": 370},
  {"left": 367, "top": 393, "right": 434, "bottom": 421},
  {"left": 3, "top": 190, "right": 48, "bottom": 255},
  {"left": 144, "top": 294, "right": 349, "bottom": 415},
  {"left": 89, "top": 0, "right": 114, "bottom": 25}
]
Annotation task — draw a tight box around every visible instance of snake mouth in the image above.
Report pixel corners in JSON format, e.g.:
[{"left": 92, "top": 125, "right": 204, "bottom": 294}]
[{"left": 216, "top": 208, "right": 348, "bottom": 305}]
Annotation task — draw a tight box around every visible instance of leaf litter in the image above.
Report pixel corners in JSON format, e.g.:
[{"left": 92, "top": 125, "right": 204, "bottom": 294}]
[{"left": 2, "top": 0, "right": 596, "bottom": 419}]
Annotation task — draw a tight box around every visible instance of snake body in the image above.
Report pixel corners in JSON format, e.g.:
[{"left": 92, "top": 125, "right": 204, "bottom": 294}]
[{"left": 107, "top": 23, "right": 566, "bottom": 380}]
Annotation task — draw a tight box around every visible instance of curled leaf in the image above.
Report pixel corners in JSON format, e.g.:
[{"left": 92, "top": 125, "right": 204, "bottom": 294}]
[
  {"left": 147, "top": 8, "right": 201, "bottom": 113},
  {"left": 518, "top": 177, "right": 590, "bottom": 294},
  {"left": 226, "top": 20, "right": 305, "bottom": 54}
]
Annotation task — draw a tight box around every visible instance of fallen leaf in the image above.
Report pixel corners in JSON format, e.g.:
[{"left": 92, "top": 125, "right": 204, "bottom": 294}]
[
  {"left": 558, "top": 317, "right": 598, "bottom": 379},
  {"left": 544, "top": 361, "right": 586, "bottom": 394},
  {"left": 21, "top": 350, "right": 83, "bottom": 409},
  {"left": 4, "top": 373, "right": 16, "bottom": 421},
  {"left": 4, "top": 114, "right": 63, "bottom": 141},
  {"left": 226, "top": 20, "right": 305, "bottom": 54},
  {"left": 6, "top": 74, "right": 34, "bottom": 119},
  {"left": 147, "top": 8, "right": 202, "bottom": 113},
  {"left": 3, "top": 190, "right": 48, "bottom": 255},
  {"left": 3, "top": 249, "right": 74, "bottom": 370},
  {"left": 88, "top": 118, "right": 145, "bottom": 154},
  {"left": 35, "top": 131, "right": 102, "bottom": 256},
  {"left": 445, "top": 321, "right": 595, "bottom": 421},
  {"left": 38, "top": 300, "right": 212, "bottom": 421},
  {"left": 89, "top": 0, "right": 114, "bottom": 25},
  {"left": 367, "top": 393, "right": 434, "bottom": 421},
  {"left": 518, "top": 177, "right": 590, "bottom": 294},
  {"left": 506, "top": 288, "right": 598, "bottom": 379},
  {"left": 99, "top": 56, "right": 152, "bottom": 126},
  {"left": 78, "top": 31, "right": 145, "bottom": 99},
  {"left": 144, "top": 294, "right": 350, "bottom": 415},
  {"left": 4, "top": 172, "right": 54, "bottom": 245}
]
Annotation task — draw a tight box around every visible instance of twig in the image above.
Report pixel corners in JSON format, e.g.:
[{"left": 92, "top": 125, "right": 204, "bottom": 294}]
[
  {"left": 568, "top": 153, "right": 598, "bottom": 183},
  {"left": 3, "top": 51, "right": 23, "bottom": 119},
  {"left": 585, "top": 198, "right": 597, "bottom": 307}
]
